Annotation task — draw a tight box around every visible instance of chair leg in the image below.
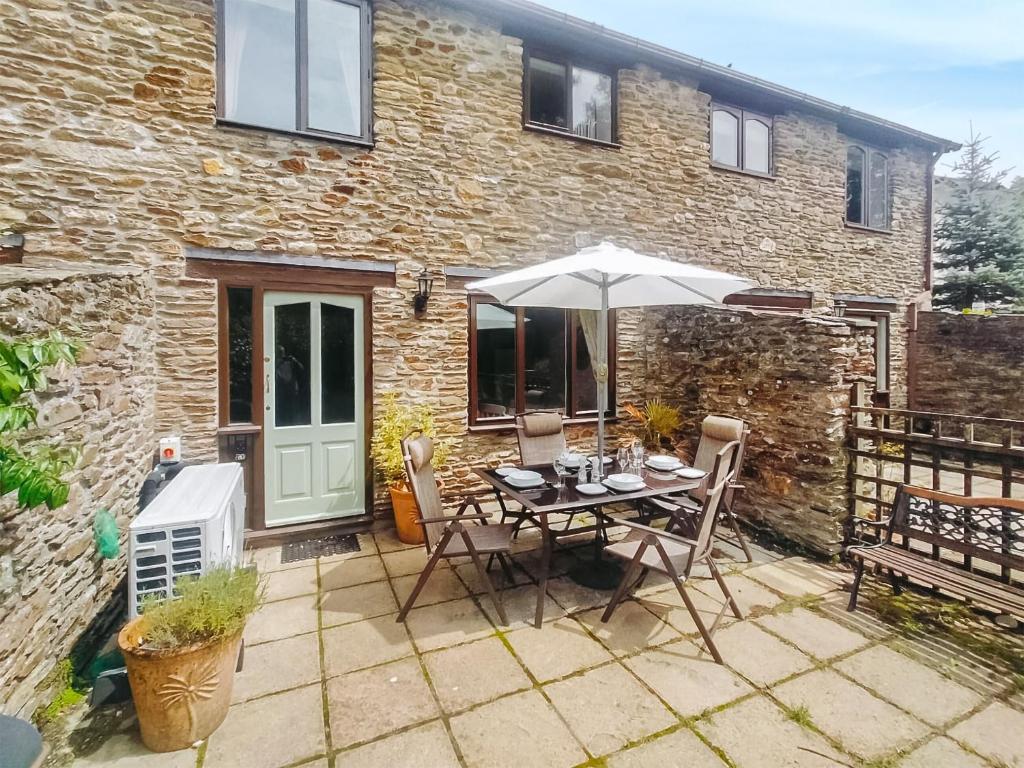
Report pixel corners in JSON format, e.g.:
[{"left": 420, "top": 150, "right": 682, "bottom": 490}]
[
  {"left": 534, "top": 522, "right": 552, "bottom": 628},
  {"left": 496, "top": 552, "right": 516, "bottom": 586},
  {"left": 708, "top": 558, "right": 743, "bottom": 620},
  {"left": 463, "top": 532, "right": 508, "bottom": 626},
  {"left": 847, "top": 558, "right": 866, "bottom": 612},
  {"left": 397, "top": 534, "right": 451, "bottom": 622},
  {"left": 601, "top": 545, "right": 646, "bottom": 623},
  {"left": 725, "top": 504, "right": 753, "bottom": 563},
  {"left": 889, "top": 570, "right": 903, "bottom": 596},
  {"left": 675, "top": 579, "right": 724, "bottom": 664}
]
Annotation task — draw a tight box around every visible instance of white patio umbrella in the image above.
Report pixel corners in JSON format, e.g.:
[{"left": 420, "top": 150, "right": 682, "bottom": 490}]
[{"left": 467, "top": 242, "right": 753, "bottom": 477}]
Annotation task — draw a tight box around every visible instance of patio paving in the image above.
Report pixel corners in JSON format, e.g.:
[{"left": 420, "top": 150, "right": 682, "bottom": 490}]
[{"left": 61, "top": 524, "right": 1024, "bottom": 768}]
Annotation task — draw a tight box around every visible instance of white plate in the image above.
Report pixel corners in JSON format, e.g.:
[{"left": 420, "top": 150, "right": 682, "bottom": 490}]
[
  {"left": 589, "top": 456, "right": 613, "bottom": 465},
  {"left": 495, "top": 466, "right": 518, "bottom": 477},
  {"left": 507, "top": 477, "right": 545, "bottom": 489},
  {"left": 508, "top": 469, "right": 542, "bottom": 482},
  {"left": 603, "top": 479, "right": 645, "bottom": 492},
  {"left": 646, "top": 457, "right": 683, "bottom": 471},
  {"left": 607, "top": 473, "right": 643, "bottom": 485},
  {"left": 675, "top": 467, "right": 707, "bottom": 479},
  {"left": 575, "top": 483, "right": 607, "bottom": 496}
]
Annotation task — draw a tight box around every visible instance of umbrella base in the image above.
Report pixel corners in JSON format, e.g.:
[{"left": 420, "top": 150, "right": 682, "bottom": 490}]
[{"left": 567, "top": 554, "right": 624, "bottom": 590}]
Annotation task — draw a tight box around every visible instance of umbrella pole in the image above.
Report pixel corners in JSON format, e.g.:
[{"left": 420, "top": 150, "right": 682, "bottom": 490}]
[{"left": 596, "top": 280, "right": 608, "bottom": 480}]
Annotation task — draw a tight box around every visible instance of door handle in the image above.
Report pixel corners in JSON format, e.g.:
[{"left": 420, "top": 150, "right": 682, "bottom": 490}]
[{"left": 265, "top": 373, "right": 270, "bottom": 394}]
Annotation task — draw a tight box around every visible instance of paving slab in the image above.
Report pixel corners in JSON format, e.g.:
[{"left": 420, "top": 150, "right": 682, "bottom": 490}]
[
  {"left": 68, "top": 733, "right": 198, "bottom": 768},
  {"left": 605, "top": 726, "right": 724, "bottom": 768},
  {"left": 373, "top": 528, "right": 420, "bottom": 553},
  {"left": 231, "top": 631, "right": 321, "bottom": 703},
  {"left": 319, "top": 555, "right": 388, "bottom": 591},
  {"left": 453, "top": 561, "right": 522, "bottom": 595},
  {"left": 391, "top": 568, "right": 469, "bottom": 609},
  {"left": 900, "top": 736, "right": 989, "bottom": 768},
  {"left": 326, "top": 657, "right": 440, "bottom": 750},
  {"left": 322, "top": 614, "right": 415, "bottom": 676},
  {"left": 755, "top": 608, "right": 869, "bottom": 660},
  {"left": 710, "top": 621, "right": 813, "bottom": 686},
  {"left": 504, "top": 617, "right": 614, "bottom": 682},
  {"left": 404, "top": 596, "right": 495, "bottom": 651},
  {"left": 772, "top": 669, "right": 930, "bottom": 760},
  {"left": 576, "top": 600, "right": 683, "bottom": 657},
  {"left": 743, "top": 559, "right": 844, "bottom": 598},
  {"left": 422, "top": 636, "right": 531, "bottom": 713},
  {"left": 332, "top": 721, "right": 460, "bottom": 768},
  {"left": 835, "top": 644, "right": 983, "bottom": 726},
  {"left": 205, "top": 684, "right": 326, "bottom": 768},
  {"left": 544, "top": 575, "right": 615, "bottom": 613},
  {"left": 262, "top": 564, "right": 319, "bottom": 602},
  {"left": 696, "top": 694, "right": 847, "bottom": 768},
  {"left": 245, "top": 545, "right": 305, "bottom": 574},
  {"left": 449, "top": 689, "right": 588, "bottom": 768},
  {"left": 480, "top": 584, "right": 567, "bottom": 629},
  {"left": 319, "top": 580, "right": 399, "bottom": 628},
  {"left": 244, "top": 594, "right": 319, "bottom": 646},
  {"left": 692, "top": 572, "right": 785, "bottom": 617},
  {"left": 381, "top": 546, "right": 446, "bottom": 578},
  {"left": 545, "top": 663, "right": 676, "bottom": 755},
  {"left": 949, "top": 702, "right": 1024, "bottom": 767},
  {"left": 624, "top": 641, "right": 753, "bottom": 717},
  {"left": 636, "top": 586, "right": 738, "bottom": 637}
]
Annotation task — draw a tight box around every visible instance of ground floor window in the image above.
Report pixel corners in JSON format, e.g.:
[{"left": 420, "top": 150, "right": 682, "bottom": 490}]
[{"left": 469, "top": 297, "right": 615, "bottom": 425}]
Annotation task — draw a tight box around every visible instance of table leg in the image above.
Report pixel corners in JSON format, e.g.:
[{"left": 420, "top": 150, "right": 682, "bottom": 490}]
[{"left": 534, "top": 511, "right": 551, "bottom": 629}]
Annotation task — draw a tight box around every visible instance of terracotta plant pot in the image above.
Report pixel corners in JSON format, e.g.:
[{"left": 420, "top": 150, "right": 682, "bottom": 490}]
[
  {"left": 390, "top": 483, "right": 423, "bottom": 545},
  {"left": 117, "top": 618, "right": 242, "bottom": 753}
]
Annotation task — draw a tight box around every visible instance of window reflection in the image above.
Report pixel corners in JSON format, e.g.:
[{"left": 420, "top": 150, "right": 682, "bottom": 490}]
[
  {"left": 744, "top": 118, "right": 770, "bottom": 174},
  {"left": 227, "top": 287, "right": 253, "bottom": 423},
  {"left": 712, "top": 109, "right": 739, "bottom": 167},
  {"left": 868, "top": 151, "right": 889, "bottom": 229},
  {"left": 321, "top": 303, "right": 355, "bottom": 424},
  {"left": 573, "top": 321, "right": 598, "bottom": 413},
  {"left": 528, "top": 57, "right": 567, "bottom": 129},
  {"left": 307, "top": 0, "right": 362, "bottom": 136},
  {"left": 846, "top": 146, "right": 865, "bottom": 224},
  {"left": 474, "top": 303, "right": 517, "bottom": 419},
  {"left": 572, "top": 67, "right": 612, "bottom": 142},
  {"left": 274, "top": 302, "right": 311, "bottom": 427},
  {"left": 524, "top": 308, "right": 566, "bottom": 411}
]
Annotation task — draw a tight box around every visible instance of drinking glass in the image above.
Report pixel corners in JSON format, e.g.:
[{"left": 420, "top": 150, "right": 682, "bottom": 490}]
[
  {"left": 616, "top": 446, "right": 630, "bottom": 470},
  {"left": 552, "top": 457, "right": 567, "bottom": 488}
]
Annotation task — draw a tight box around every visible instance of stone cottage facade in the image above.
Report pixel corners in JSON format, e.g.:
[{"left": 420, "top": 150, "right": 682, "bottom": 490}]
[{"left": 0, "top": 0, "right": 956, "bottom": 540}]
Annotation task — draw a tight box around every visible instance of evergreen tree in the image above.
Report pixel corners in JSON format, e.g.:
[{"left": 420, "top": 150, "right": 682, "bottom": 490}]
[{"left": 932, "top": 129, "right": 1024, "bottom": 311}]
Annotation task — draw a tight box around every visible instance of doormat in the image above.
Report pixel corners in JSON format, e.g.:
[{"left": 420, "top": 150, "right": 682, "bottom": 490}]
[{"left": 281, "top": 534, "right": 360, "bottom": 564}]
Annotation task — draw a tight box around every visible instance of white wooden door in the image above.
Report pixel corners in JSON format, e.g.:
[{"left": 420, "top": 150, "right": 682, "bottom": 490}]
[{"left": 263, "top": 292, "right": 365, "bottom": 527}]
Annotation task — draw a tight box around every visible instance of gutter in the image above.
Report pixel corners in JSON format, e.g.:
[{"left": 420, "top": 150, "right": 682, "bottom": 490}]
[{"left": 452, "top": 0, "right": 961, "bottom": 152}]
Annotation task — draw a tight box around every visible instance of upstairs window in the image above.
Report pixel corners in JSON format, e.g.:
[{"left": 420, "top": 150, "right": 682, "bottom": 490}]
[
  {"left": 711, "top": 104, "right": 772, "bottom": 175},
  {"left": 217, "top": 0, "right": 372, "bottom": 144},
  {"left": 846, "top": 145, "right": 890, "bottom": 229},
  {"left": 524, "top": 53, "right": 615, "bottom": 144}
]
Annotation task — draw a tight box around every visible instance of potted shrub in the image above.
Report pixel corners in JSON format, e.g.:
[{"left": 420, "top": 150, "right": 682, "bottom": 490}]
[
  {"left": 370, "top": 393, "right": 450, "bottom": 544},
  {"left": 117, "top": 567, "right": 262, "bottom": 753},
  {"left": 623, "top": 398, "right": 683, "bottom": 452}
]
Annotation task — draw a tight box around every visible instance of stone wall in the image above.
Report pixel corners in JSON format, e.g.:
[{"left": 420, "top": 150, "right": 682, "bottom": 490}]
[
  {"left": 0, "top": 266, "right": 156, "bottom": 717},
  {"left": 910, "top": 312, "right": 1024, "bottom": 420},
  {"left": 638, "top": 307, "right": 876, "bottom": 553},
  {"left": 0, "top": 1, "right": 931, "bottom": 535}
]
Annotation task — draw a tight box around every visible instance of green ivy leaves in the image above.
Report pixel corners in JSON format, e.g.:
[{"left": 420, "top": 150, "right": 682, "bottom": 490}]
[{"left": 0, "top": 331, "right": 80, "bottom": 510}]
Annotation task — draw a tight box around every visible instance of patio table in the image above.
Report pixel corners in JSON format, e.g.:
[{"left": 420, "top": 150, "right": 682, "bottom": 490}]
[{"left": 474, "top": 465, "right": 704, "bottom": 628}]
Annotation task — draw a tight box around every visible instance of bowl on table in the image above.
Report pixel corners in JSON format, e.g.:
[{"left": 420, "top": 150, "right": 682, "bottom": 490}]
[
  {"left": 603, "top": 472, "right": 645, "bottom": 491},
  {"left": 557, "top": 452, "right": 587, "bottom": 469},
  {"left": 675, "top": 466, "right": 707, "bottom": 480},
  {"left": 506, "top": 469, "right": 545, "bottom": 488},
  {"left": 646, "top": 454, "right": 683, "bottom": 471}
]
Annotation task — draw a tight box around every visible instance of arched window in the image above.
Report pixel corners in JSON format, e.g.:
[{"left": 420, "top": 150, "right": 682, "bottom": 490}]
[
  {"left": 846, "top": 144, "right": 890, "bottom": 229},
  {"left": 711, "top": 103, "right": 773, "bottom": 175}
]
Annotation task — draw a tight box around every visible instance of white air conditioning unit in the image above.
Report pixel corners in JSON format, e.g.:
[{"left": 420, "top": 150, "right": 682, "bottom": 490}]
[{"left": 128, "top": 463, "right": 246, "bottom": 619}]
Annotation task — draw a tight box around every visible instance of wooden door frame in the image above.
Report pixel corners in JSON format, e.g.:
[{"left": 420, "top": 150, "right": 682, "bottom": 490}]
[{"left": 188, "top": 257, "right": 392, "bottom": 535}]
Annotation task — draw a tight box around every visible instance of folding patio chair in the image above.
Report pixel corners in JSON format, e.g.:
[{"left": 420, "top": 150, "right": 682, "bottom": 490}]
[
  {"left": 395, "top": 431, "right": 517, "bottom": 625},
  {"left": 600, "top": 440, "right": 743, "bottom": 664},
  {"left": 645, "top": 415, "right": 753, "bottom": 562}
]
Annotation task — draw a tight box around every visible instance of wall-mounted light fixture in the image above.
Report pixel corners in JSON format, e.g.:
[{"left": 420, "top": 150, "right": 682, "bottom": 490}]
[
  {"left": 413, "top": 268, "right": 434, "bottom": 317},
  {"left": 833, "top": 299, "right": 847, "bottom": 318}
]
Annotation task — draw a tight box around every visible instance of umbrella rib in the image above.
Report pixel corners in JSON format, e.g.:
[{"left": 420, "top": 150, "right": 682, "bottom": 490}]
[
  {"left": 663, "top": 277, "right": 721, "bottom": 303},
  {"left": 503, "top": 275, "right": 556, "bottom": 304}
]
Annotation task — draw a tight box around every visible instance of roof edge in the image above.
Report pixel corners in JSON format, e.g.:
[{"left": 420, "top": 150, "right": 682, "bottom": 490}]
[{"left": 449, "top": 0, "right": 961, "bottom": 153}]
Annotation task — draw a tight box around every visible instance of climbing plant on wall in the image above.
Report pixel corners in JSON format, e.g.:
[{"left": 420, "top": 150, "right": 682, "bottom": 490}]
[{"left": 0, "top": 331, "right": 80, "bottom": 509}]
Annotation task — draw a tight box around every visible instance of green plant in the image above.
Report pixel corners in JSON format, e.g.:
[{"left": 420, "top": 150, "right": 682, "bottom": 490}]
[
  {"left": 369, "top": 392, "right": 451, "bottom": 486},
  {"left": 0, "top": 331, "right": 80, "bottom": 509},
  {"left": 33, "top": 658, "right": 87, "bottom": 726},
  {"left": 623, "top": 398, "right": 682, "bottom": 448},
  {"left": 138, "top": 567, "right": 263, "bottom": 650},
  {"left": 784, "top": 704, "right": 813, "bottom": 728}
]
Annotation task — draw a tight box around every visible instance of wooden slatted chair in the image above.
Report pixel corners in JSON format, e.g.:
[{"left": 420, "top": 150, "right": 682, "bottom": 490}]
[
  {"left": 600, "top": 441, "right": 743, "bottom": 664},
  {"left": 395, "top": 432, "right": 517, "bottom": 625}
]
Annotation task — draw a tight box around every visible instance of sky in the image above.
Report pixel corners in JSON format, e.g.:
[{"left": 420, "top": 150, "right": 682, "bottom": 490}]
[{"left": 527, "top": 0, "right": 1024, "bottom": 181}]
